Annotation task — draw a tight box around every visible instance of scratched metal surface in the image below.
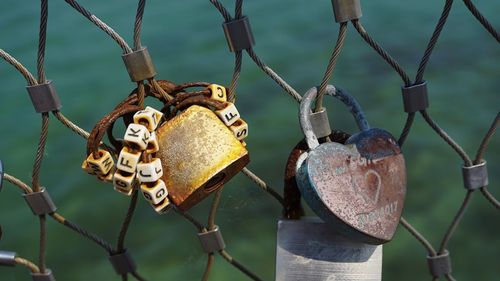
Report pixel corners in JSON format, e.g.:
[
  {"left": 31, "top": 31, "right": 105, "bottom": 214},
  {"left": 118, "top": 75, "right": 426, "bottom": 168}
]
[{"left": 276, "top": 217, "right": 382, "bottom": 281}]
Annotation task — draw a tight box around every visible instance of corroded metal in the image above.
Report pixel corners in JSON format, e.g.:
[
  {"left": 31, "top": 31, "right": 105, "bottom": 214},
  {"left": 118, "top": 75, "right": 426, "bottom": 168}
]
[
  {"left": 276, "top": 217, "right": 382, "bottom": 281},
  {"left": 297, "top": 86, "right": 406, "bottom": 244},
  {"left": 156, "top": 105, "right": 249, "bottom": 211}
]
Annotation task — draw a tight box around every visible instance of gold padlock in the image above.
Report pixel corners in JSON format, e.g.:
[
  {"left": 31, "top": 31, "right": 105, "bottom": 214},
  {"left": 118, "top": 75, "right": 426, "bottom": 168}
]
[{"left": 156, "top": 105, "right": 249, "bottom": 211}]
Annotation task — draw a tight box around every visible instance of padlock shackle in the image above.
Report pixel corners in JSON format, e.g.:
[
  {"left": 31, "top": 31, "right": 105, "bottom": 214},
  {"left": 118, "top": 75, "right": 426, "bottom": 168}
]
[{"left": 300, "top": 85, "right": 370, "bottom": 149}]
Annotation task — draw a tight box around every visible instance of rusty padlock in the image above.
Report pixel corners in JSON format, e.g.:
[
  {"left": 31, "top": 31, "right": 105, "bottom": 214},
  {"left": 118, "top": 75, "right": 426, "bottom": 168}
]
[
  {"left": 296, "top": 85, "right": 406, "bottom": 244},
  {"left": 277, "top": 137, "right": 382, "bottom": 281},
  {"left": 155, "top": 97, "right": 249, "bottom": 211}
]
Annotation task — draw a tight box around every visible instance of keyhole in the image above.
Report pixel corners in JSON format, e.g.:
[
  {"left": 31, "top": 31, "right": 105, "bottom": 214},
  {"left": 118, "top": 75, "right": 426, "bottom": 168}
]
[{"left": 204, "top": 173, "right": 226, "bottom": 193}]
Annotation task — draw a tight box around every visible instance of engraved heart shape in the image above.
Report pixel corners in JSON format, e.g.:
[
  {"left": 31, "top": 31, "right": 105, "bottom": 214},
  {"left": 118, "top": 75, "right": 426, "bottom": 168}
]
[{"left": 296, "top": 130, "right": 406, "bottom": 244}]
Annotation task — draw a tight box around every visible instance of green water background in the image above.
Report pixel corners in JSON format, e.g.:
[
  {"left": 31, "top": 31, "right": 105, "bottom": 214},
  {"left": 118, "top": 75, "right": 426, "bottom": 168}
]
[{"left": 0, "top": 0, "right": 498, "bottom": 280}]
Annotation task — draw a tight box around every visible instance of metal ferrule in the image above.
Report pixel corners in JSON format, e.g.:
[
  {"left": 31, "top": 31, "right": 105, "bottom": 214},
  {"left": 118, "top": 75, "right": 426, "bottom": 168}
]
[
  {"left": 122, "top": 47, "right": 157, "bottom": 82},
  {"left": 26, "top": 81, "right": 62, "bottom": 113}
]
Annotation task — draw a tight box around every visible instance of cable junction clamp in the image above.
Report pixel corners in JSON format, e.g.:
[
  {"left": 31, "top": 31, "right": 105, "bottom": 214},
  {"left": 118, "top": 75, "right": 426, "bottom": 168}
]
[
  {"left": 401, "top": 81, "right": 429, "bottom": 113},
  {"left": 427, "top": 250, "right": 452, "bottom": 278},
  {"left": 310, "top": 107, "right": 332, "bottom": 139},
  {"left": 223, "top": 16, "right": 255, "bottom": 52},
  {"left": 122, "top": 47, "right": 157, "bottom": 82},
  {"left": 462, "top": 161, "right": 488, "bottom": 190},
  {"left": 31, "top": 269, "right": 56, "bottom": 281},
  {"left": 26, "top": 81, "right": 62, "bottom": 113},
  {"left": 23, "top": 188, "right": 57, "bottom": 216},
  {"left": 197, "top": 225, "right": 226, "bottom": 253},
  {"left": 331, "top": 0, "right": 362, "bottom": 23},
  {"left": 109, "top": 250, "right": 137, "bottom": 275}
]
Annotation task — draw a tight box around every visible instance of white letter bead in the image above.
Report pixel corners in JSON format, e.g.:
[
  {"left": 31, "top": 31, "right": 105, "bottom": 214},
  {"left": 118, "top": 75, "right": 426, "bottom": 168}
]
[
  {"left": 208, "top": 84, "right": 227, "bottom": 102},
  {"left": 99, "top": 170, "right": 114, "bottom": 182},
  {"left": 153, "top": 197, "right": 171, "bottom": 214},
  {"left": 124, "top": 123, "right": 150, "bottom": 150},
  {"left": 137, "top": 158, "right": 163, "bottom": 182},
  {"left": 146, "top": 132, "right": 160, "bottom": 154},
  {"left": 229, "top": 119, "right": 249, "bottom": 140},
  {"left": 86, "top": 150, "right": 115, "bottom": 176},
  {"left": 81, "top": 160, "right": 96, "bottom": 175},
  {"left": 113, "top": 170, "right": 136, "bottom": 196},
  {"left": 141, "top": 179, "right": 169, "bottom": 205},
  {"left": 116, "top": 147, "right": 141, "bottom": 173},
  {"left": 133, "top": 106, "right": 163, "bottom": 132},
  {"left": 215, "top": 102, "right": 240, "bottom": 126}
]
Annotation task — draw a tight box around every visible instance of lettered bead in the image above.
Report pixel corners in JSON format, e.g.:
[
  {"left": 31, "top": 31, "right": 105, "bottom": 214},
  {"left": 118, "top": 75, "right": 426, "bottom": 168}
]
[
  {"left": 81, "top": 160, "right": 96, "bottom": 175},
  {"left": 141, "top": 179, "right": 168, "bottom": 205},
  {"left": 113, "top": 170, "right": 136, "bottom": 196},
  {"left": 208, "top": 84, "right": 227, "bottom": 102},
  {"left": 133, "top": 106, "right": 163, "bottom": 132},
  {"left": 215, "top": 102, "right": 240, "bottom": 126},
  {"left": 137, "top": 158, "right": 163, "bottom": 183},
  {"left": 124, "top": 123, "right": 150, "bottom": 150},
  {"left": 153, "top": 197, "right": 171, "bottom": 214},
  {"left": 86, "top": 150, "right": 115, "bottom": 176},
  {"left": 117, "top": 147, "right": 141, "bottom": 173},
  {"left": 98, "top": 170, "right": 115, "bottom": 182},
  {"left": 229, "top": 119, "right": 248, "bottom": 140},
  {"left": 146, "top": 132, "right": 160, "bottom": 154}
]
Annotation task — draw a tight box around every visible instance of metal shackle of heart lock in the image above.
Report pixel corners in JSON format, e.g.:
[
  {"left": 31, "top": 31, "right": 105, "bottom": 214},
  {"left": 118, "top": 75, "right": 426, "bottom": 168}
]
[{"left": 296, "top": 85, "right": 407, "bottom": 244}]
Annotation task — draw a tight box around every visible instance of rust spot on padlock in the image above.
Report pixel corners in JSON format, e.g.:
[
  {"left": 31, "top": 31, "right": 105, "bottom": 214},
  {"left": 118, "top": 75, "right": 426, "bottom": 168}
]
[{"left": 156, "top": 105, "right": 249, "bottom": 211}]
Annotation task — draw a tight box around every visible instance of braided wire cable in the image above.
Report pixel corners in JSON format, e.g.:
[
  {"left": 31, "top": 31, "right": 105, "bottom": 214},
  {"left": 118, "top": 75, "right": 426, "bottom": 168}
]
[
  {"left": 134, "top": 0, "right": 146, "bottom": 50},
  {"left": 50, "top": 213, "right": 114, "bottom": 254},
  {"left": 462, "top": 0, "right": 500, "bottom": 43},
  {"left": 64, "top": 0, "right": 133, "bottom": 54},
  {"left": 315, "top": 22, "right": 348, "bottom": 112},
  {"left": 415, "top": 0, "right": 454, "bottom": 83},
  {"left": 351, "top": 20, "right": 412, "bottom": 86},
  {"left": 37, "top": 0, "right": 48, "bottom": 83},
  {"left": 241, "top": 168, "right": 284, "bottom": 205},
  {"left": 15, "top": 256, "right": 40, "bottom": 273},
  {"left": 0, "top": 49, "right": 37, "bottom": 85},
  {"left": 116, "top": 188, "right": 140, "bottom": 253},
  {"left": 420, "top": 110, "right": 473, "bottom": 166},
  {"left": 438, "top": 191, "right": 473, "bottom": 253},
  {"left": 3, "top": 173, "right": 33, "bottom": 194},
  {"left": 246, "top": 48, "right": 302, "bottom": 102},
  {"left": 400, "top": 217, "right": 437, "bottom": 256},
  {"left": 398, "top": 113, "right": 416, "bottom": 147},
  {"left": 31, "top": 113, "right": 49, "bottom": 192}
]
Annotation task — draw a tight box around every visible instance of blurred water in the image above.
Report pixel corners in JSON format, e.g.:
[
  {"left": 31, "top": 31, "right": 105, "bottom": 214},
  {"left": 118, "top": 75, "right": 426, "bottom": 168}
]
[{"left": 0, "top": 0, "right": 499, "bottom": 280}]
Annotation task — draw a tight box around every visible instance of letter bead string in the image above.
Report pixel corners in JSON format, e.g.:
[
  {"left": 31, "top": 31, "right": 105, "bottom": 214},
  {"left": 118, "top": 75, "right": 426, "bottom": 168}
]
[{"left": 210, "top": 85, "right": 249, "bottom": 142}]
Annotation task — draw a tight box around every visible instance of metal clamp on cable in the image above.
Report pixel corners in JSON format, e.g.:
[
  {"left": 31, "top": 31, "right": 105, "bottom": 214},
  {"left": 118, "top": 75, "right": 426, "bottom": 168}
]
[
  {"left": 197, "top": 225, "right": 226, "bottom": 253},
  {"left": 26, "top": 81, "right": 62, "bottom": 113},
  {"left": 109, "top": 250, "right": 137, "bottom": 275},
  {"left": 310, "top": 108, "right": 332, "bottom": 139},
  {"left": 0, "top": 251, "right": 17, "bottom": 267},
  {"left": 401, "top": 81, "right": 429, "bottom": 113},
  {"left": 122, "top": 47, "right": 157, "bottom": 82},
  {"left": 0, "top": 160, "right": 4, "bottom": 192},
  {"left": 222, "top": 16, "right": 255, "bottom": 52},
  {"left": 31, "top": 269, "right": 56, "bottom": 281},
  {"left": 427, "top": 250, "right": 452, "bottom": 278},
  {"left": 462, "top": 161, "right": 488, "bottom": 190},
  {"left": 23, "top": 188, "right": 57, "bottom": 216},
  {"left": 331, "top": 0, "right": 362, "bottom": 23}
]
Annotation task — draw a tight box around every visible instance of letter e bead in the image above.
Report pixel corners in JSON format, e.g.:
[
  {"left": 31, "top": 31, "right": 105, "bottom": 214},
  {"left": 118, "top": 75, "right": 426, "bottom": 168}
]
[
  {"left": 215, "top": 102, "right": 240, "bottom": 126},
  {"left": 124, "top": 123, "right": 150, "bottom": 150}
]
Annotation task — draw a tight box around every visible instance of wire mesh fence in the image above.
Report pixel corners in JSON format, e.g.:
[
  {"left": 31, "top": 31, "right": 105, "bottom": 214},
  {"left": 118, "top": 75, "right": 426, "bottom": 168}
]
[{"left": 0, "top": 0, "right": 498, "bottom": 280}]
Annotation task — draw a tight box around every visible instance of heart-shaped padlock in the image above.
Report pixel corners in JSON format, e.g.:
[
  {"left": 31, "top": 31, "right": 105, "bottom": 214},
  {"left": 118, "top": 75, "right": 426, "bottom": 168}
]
[{"left": 296, "top": 85, "right": 406, "bottom": 244}]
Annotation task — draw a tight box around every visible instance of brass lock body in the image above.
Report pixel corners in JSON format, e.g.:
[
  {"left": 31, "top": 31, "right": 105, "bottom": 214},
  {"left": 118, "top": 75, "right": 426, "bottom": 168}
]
[{"left": 156, "top": 105, "right": 249, "bottom": 211}]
